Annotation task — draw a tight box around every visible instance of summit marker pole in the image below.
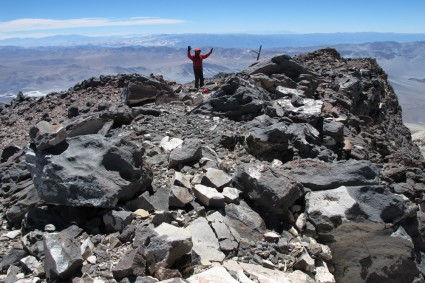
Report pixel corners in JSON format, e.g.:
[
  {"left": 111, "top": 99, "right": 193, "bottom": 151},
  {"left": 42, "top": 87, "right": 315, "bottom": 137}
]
[{"left": 251, "top": 45, "right": 262, "bottom": 61}]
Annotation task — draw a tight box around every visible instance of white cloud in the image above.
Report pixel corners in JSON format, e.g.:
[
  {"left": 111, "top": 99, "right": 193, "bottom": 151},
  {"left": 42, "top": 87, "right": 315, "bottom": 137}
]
[{"left": 0, "top": 17, "right": 185, "bottom": 32}]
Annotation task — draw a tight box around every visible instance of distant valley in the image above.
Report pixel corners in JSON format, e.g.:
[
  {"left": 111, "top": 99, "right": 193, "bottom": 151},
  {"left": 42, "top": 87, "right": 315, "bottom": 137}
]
[{"left": 0, "top": 35, "right": 424, "bottom": 124}]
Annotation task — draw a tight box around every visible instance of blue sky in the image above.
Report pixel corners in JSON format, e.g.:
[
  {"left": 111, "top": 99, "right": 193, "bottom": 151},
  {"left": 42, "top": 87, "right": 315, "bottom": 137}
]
[{"left": 1, "top": 0, "right": 425, "bottom": 39}]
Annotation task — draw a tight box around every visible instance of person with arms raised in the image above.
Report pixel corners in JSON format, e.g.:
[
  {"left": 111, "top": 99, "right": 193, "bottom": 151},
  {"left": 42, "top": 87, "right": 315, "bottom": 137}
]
[{"left": 187, "top": 46, "right": 213, "bottom": 89}]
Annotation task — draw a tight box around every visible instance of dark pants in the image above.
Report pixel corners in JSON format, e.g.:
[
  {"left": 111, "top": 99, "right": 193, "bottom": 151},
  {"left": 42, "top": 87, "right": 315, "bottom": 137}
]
[{"left": 194, "top": 68, "right": 204, "bottom": 88}]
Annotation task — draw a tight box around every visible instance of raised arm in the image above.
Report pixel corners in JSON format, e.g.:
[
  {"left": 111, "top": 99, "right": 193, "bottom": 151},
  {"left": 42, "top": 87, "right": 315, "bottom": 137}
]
[
  {"left": 187, "top": 46, "right": 193, "bottom": 60},
  {"left": 202, "top": 48, "right": 213, "bottom": 59}
]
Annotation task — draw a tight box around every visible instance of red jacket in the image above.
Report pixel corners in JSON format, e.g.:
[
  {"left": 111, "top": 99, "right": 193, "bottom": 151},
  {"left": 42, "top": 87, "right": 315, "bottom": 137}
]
[{"left": 187, "top": 49, "right": 212, "bottom": 69}]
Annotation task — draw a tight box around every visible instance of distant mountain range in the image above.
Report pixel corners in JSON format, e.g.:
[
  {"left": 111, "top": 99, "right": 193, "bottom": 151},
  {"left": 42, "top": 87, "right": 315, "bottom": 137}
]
[
  {"left": 0, "top": 33, "right": 425, "bottom": 124},
  {"left": 2, "top": 32, "right": 425, "bottom": 48}
]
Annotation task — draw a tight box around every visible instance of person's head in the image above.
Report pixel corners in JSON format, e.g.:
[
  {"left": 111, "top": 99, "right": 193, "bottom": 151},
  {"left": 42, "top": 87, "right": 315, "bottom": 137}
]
[{"left": 194, "top": 48, "right": 201, "bottom": 54}]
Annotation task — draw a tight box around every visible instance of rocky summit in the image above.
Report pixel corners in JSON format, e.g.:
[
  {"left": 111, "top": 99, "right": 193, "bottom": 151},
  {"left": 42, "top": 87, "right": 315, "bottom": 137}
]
[{"left": 1, "top": 48, "right": 425, "bottom": 283}]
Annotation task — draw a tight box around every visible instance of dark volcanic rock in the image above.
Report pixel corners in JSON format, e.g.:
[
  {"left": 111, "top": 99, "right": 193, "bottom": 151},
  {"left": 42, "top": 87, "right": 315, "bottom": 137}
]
[
  {"left": 26, "top": 134, "right": 153, "bottom": 207},
  {"left": 224, "top": 201, "right": 266, "bottom": 241},
  {"left": 1, "top": 246, "right": 27, "bottom": 271},
  {"left": 145, "top": 223, "right": 193, "bottom": 275},
  {"left": 306, "top": 185, "right": 419, "bottom": 282},
  {"left": 233, "top": 163, "right": 303, "bottom": 216},
  {"left": 244, "top": 54, "right": 310, "bottom": 81},
  {"left": 1, "top": 144, "right": 21, "bottom": 163},
  {"left": 191, "top": 75, "right": 271, "bottom": 121},
  {"left": 168, "top": 138, "right": 202, "bottom": 168},
  {"left": 122, "top": 75, "right": 175, "bottom": 106},
  {"left": 244, "top": 115, "right": 321, "bottom": 161},
  {"left": 284, "top": 159, "right": 380, "bottom": 191},
  {"left": 112, "top": 247, "right": 146, "bottom": 280}
]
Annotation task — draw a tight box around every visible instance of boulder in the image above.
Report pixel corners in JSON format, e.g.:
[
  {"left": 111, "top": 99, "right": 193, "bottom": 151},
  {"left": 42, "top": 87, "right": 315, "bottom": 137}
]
[
  {"left": 126, "top": 191, "right": 156, "bottom": 212},
  {"left": 168, "top": 139, "right": 202, "bottom": 168},
  {"left": 5, "top": 182, "right": 43, "bottom": 224},
  {"left": 315, "top": 261, "right": 336, "bottom": 283},
  {"left": 190, "top": 76, "right": 270, "bottom": 121},
  {"left": 169, "top": 186, "right": 194, "bottom": 207},
  {"left": 144, "top": 223, "right": 193, "bottom": 274},
  {"left": 20, "top": 255, "right": 43, "bottom": 276},
  {"left": 293, "top": 250, "right": 315, "bottom": 273},
  {"left": 1, "top": 144, "right": 21, "bottom": 162},
  {"left": 244, "top": 115, "right": 320, "bottom": 161},
  {"left": 100, "top": 111, "right": 134, "bottom": 128},
  {"left": 285, "top": 159, "right": 380, "bottom": 191},
  {"left": 29, "top": 121, "right": 68, "bottom": 151},
  {"left": 305, "top": 185, "right": 420, "bottom": 282},
  {"left": 44, "top": 232, "right": 83, "bottom": 281},
  {"left": 21, "top": 230, "right": 45, "bottom": 259},
  {"left": 26, "top": 134, "right": 153, "bottom": 207},
  {"left": 201, "top": 168, "right": 232, "bottom": 189},
  {"left": 224, "top": 201, "right": 266, "bottom": 241},
  {"left": 146, "top": 187, "right": 171, "bottom": 211},
  {"left": 193, "top": 184, "right": 225, "bottom": 208},
  {"left": 80, "top": 238, "right": 94, "bottom": 260},
  {"left": 103, "top": 210, "right": 134, "bottom": 233},
  {"left": 244, "top": 54, "right": 309, "bottom": 80},
  {"left": 322, "top": 120, "right": 344, "bottom": 143},
  {"left": 233, "top": 163, "right": 303, "bottom": 216},
  {"left": 68, "top": 106, "right": 79, "bottom": 118},
  {"left": 160, "top": 136, "right": 184, "bottom": 152},
  {"left": 185, "top": 217, "right": 225, "bottom": 265},
  {"left": 112, "top": 247, "right": 146, "bottom": 280},
  {"left": 65, "top": 114, "right": 113, "bottom": 137},
  {"left": 265, "top": 97, "right": 323, "bottom": 125},
  {"left": 207, "top": 211, "right": 239, "bottom": 252},
  {"left": 172, "top": 171, "right": 191, "bottom": 188},
  {"left": 122, "top": 76, "right": 175, "bottom": 106},
  {"left": 222, "top": 187, "right": 239, "bottom": 203},
  {"left": 337, "top": 75, "right": 362, "bottom": 103},
  {"left": 0, "top": 247, "right": 27, "bottom": 271}
]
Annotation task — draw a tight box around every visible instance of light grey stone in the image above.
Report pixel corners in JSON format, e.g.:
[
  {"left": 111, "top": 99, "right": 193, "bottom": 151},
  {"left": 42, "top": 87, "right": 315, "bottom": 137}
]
[
  {"left": 172, "top": 171, "right": 191, "bottom": 188},
  {"left": 201, "top": 168, "right": 232, "bottom": 189},
  {"left": 44, "top": 232, "right": 83, "bottom": 281},
  {"left": 19, "top": 255, "right": 43, "bottom": 276},
  {"left": 193, "top": 184, "right": 225, "bottom": 208},
  {"left": 160, "top": 136, "right": 184, "bottom": 152},
  {"left": 169, "top": 186, "right": 193, "bottom": 207},
  {"left": 275, "top": 86, "right": 306, "bottom": 98},
  {"left": 224, "top": 201, "right": 266, "bottom": 241},
  {"left": 185, "top": 217, "right": 225, "bottom": 265},
  {"left": 29, "top": 121, "right": 68, "bottom": 151},
  {"left": 222, "top": 187, "right": 239, "bottom": 203},
  {"left": 187, "top": 266, "right": 238, "bottom": 283},
  {"left": 80, "top": 238, "right": 94, "bottom": 260},
  {"left": 224, "top": 261, "right": 314, "bottom": 283}
]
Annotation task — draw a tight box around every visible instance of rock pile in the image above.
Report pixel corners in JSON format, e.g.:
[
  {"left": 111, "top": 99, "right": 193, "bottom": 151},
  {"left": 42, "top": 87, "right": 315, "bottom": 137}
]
[{"left": 1, "top": 48, "right": 425, "bottom": 282}]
